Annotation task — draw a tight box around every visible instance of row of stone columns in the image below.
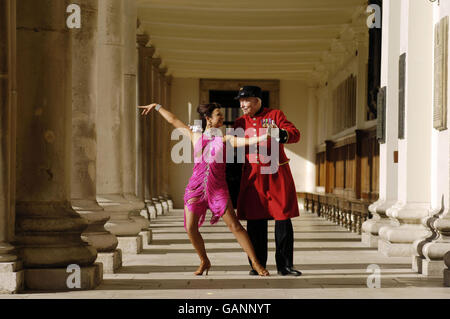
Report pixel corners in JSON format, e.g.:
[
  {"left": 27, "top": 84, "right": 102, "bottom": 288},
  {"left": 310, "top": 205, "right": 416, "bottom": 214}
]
[
  {"left": 362, "top": 0, "right": 400, "bottom": 249},
  {"left": 136, "top": 30, "right": 173, "bottom": 221},
  {"left": 362, "top": 0, "right": 450, "bottom": 285},
  {"left": 0, "top": 0, "right": 172, "bottom": 292}
]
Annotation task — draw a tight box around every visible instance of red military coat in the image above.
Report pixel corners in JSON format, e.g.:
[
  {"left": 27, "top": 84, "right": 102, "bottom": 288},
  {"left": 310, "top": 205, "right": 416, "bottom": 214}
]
[{"left": 233, "top": 107, "right": 300, "bottom": 221}]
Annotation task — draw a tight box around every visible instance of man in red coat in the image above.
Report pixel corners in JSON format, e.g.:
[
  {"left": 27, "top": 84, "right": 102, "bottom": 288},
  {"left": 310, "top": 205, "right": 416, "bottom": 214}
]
[{"left": 233, "top": 86, "right": 302, "bottom": 276}]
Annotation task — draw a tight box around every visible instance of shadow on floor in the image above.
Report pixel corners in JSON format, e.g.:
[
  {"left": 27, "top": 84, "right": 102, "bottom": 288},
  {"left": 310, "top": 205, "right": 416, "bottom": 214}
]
[
  {"left": 150, "top": 223, "right": 344, "bottom": 228},
  {"left": 141, "top": 246, "right": 377, "bottom": 254},
  {"left": 148, "top": 238, "right": 362, "bottom": 246},
  {"left": 96, "top": 276, "right": 443, "bottom": 290},
  {"left": 117, "top": 263, "right": 412, "bottom": 274},
  {"left": 151, "top": 230, "right": 352, "bottom": 235}
]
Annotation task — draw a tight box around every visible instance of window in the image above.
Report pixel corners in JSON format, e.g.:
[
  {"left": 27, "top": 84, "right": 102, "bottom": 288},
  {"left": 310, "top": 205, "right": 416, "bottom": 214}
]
[{"left": 332, "top": 75, "right": 357, "bottom": 134}]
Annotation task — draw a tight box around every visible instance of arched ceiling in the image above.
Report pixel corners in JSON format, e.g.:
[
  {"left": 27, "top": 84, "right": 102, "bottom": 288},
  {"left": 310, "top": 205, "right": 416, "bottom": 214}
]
[{"left": 137, "top": 0, "right": 369, "bottom": 82}]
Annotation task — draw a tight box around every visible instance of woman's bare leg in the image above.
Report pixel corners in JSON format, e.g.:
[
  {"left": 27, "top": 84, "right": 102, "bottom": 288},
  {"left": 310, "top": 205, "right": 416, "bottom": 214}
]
[
  {"left": 184, "top": 206, "right": 210, "bottom": 275},
  {"left": 221, "top": 200, "right": 269, "bottom": 276}
]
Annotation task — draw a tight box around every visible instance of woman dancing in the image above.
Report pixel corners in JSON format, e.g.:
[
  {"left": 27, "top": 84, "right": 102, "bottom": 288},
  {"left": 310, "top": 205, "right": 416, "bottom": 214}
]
[{"left": 138, "top": 102, "right": 270, "bottom": 277}]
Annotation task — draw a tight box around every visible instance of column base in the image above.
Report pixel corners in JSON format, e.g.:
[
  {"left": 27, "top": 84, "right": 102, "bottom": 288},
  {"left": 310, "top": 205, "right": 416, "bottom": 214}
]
[
  {"left": 104, "top": 218, "right": 142, "bottom": 237},
  {"left": 161, "top": 200, "right": 169, "bottom": 214},
  {"left": 156, "top": 203, "right": 163, "bottom": 216},
  {"left": 378, "top": 239, "right": 412, "bottom": 257},
  {"left": 81, "top": 232, "right": 118, "bottom": 253},
  {"left": 362, "top": 233, "right": 379, "bottom": 247},
  {"left": 96, "top": 250, "right": 122, "bottom": 274},
  {"left": 362, "top": 199, "right": 397, "bottom": 247},
  {"left": 422, "top": 259, "right": 446, "bottom": 277},
  {"left": 147, "top": 205, "right": 157, "bottom": 219},
  {"left": 140, "top": 230, "right": 152, "bottom": 245},
  {"left": 153, "top": 199, "right": 163, "bottom": 216},
  {"left": 23, "top": 263, "right": 102, "bottom": 292},
  {"left": 444, "top": 269, "right": 450, "bottom": 287},
  {"left": 0, "top": 262, "right": 24, "bottom": 294},
  {"left": 139, "top": 208, "right": 150, "bottom": 220},
  {"left": 117, "top": 235, "right": 143, "bottom": 254},
  {"left": 130, "top": 211, "right": 150, "bottom": 230},
  {"left": 412, "top": 256, "right": 423, "bottom": 273},
  {"left": 167, "top": 199, "right": 173, "bottom": 211}
]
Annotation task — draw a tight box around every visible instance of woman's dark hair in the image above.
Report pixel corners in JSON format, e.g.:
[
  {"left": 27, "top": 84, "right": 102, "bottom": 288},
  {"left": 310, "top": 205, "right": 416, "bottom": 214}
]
[{"left": 197, "top": 102, "right": 221, "bottom": 130}]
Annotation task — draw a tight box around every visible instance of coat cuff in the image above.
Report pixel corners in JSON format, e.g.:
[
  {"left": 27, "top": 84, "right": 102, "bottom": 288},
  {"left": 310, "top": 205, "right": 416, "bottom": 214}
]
[{"left": 278, "top": 129, "right": 289, "bottom": 144}]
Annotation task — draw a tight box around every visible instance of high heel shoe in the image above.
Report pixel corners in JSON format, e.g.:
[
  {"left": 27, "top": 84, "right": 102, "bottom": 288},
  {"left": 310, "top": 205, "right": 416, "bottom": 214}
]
[
  {"left": 251, "top": 261, "right": 270, "bottom": 277},
  {"left": 194, "top": 260, "right": 211, "bottom": 276}
]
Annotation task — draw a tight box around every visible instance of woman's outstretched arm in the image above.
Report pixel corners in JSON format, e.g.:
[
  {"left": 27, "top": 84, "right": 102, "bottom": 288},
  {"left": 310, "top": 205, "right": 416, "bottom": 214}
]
[
  {"left": 224, "top": 134, "right": 268, "bottom": 148},
  {"left": 138, "top": 103, "right": 193, "bottom": 140}
]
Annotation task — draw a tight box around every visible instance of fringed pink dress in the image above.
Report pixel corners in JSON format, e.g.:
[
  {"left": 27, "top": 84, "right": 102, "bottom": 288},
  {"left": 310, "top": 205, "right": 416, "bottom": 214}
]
[{"left": 183, "top": 134, "right": 230, "bottom": 229}]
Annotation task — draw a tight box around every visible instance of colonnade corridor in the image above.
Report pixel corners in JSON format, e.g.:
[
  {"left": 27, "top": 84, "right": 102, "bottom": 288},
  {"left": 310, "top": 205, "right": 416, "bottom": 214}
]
[{"left": 2, "top": 205, "right": 448, "bottom": 299}]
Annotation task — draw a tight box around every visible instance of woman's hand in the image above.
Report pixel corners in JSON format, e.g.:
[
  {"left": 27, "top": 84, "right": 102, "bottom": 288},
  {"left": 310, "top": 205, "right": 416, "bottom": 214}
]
[
  {"left": 138, "top": 103, "right": 158, "bottom": 116},
  {"left": 258, "top": 133, "right": 269, "bottom": 143}
]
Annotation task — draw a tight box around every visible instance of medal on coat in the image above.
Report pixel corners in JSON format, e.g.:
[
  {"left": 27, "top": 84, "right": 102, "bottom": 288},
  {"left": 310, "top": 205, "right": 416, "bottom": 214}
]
[{"left": 269, "top": 119, "right": 277, "bottom": 128}]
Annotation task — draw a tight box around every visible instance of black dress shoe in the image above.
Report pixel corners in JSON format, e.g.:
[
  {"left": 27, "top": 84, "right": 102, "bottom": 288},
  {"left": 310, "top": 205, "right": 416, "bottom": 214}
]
[
  {"left": 277, "top": 267, "right": 302, "bottom": 276},
  {"left": 249, "top": 269, "right": 258, "bottom": 276}
]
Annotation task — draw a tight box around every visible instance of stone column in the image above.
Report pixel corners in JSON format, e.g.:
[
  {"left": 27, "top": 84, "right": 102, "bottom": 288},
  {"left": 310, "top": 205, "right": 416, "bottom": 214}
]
[
  {"left": 121, "top": 0, "right": 151, "bottom": 244},
  {"left": 151, "top": 58, "right": 164, "bottom": 216},
  {"left": 136, "top": 33, "right": 158, "bottom": 220},
  {"left": 378, "top": 0, "right": 434, "bottom": 257},
  {"left": 362, "top": 0, "right": 400, "bottom": 248},
  {"left": 135, "top": 32, "right": 146, "bottom": 214},
  {"left": 0, "top": 0, "right": 24, "bottom": 294},
  {"left": 354, "top": 17, "right": 370, "bottom": 130},
  {"left": 15, "top": 0, "right": 100, "bottom": 290},
  {"left": 163, "top": 75, "right": 174, "bottom": 210},
  {"left": 158, "top": 68, "right": 170, "bottom": 215},
  {"left": 70, "top": 0, "right": 120, "bottom": 274},
  {"left": 412, "top": 1, "right": 450, "bottom": 278},
  {"left": 97, "top": 0, "right": 143, "bottom": 255}
]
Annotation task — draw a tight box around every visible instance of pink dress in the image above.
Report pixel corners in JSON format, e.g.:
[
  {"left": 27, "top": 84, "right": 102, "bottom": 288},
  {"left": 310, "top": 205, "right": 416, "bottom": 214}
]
[{"left": 183, "top": 135, "right": 230, "bottom": 228}]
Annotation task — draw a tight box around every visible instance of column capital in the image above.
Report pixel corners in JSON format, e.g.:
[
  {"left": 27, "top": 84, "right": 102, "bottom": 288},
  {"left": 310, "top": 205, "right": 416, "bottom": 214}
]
[
  {"left": 137, "top": 33, "right": 150, "bottom": 48},
  {"left": 152, "top": 58, "right": 162, "bottom": 67},
  {"left": 159, "top": 67, "right": 168, "bottom": 76}
]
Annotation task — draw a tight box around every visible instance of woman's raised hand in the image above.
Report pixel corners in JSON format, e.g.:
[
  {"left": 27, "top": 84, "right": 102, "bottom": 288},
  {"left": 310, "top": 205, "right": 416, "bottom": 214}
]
[{"left": 138, "top": 103, "right": 158, "bottom": 116}]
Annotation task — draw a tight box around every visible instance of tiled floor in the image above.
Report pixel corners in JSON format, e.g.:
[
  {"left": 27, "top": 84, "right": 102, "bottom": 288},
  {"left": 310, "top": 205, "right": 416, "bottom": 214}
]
[{"left": 2, "top": 208, "right": 449, "bottom": 299}]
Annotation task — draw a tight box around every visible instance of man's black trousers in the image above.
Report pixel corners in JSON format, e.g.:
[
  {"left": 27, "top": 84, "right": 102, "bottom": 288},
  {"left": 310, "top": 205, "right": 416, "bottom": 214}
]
[{"left": 246, "top": 219, "right": 294, "bottom": 271}]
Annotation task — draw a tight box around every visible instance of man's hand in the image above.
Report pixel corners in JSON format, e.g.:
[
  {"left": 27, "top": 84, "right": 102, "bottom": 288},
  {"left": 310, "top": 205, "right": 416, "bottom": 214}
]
[{"left": 138, "top": 103, "right": 158, "bottom": 116}]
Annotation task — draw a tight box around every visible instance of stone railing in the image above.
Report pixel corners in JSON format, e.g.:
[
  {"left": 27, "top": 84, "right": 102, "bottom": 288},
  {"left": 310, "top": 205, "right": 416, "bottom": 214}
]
[{"left": 298, "top": 192, "right": 372, "bottom": 235}]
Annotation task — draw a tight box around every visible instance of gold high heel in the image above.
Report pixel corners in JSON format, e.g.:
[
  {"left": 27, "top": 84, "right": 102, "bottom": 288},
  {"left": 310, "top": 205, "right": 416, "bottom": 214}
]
[
  {"left": 194, "top": 260, "right": 211, "bottom": 276},
  {"left": 252, "top": 261, "right": 270, "bottom": 277}
]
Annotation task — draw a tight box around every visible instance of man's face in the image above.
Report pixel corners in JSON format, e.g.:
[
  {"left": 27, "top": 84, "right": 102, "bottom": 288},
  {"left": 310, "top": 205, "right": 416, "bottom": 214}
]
[{"left": 239, "top": 97, "right": 261, "bottom": 117}]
